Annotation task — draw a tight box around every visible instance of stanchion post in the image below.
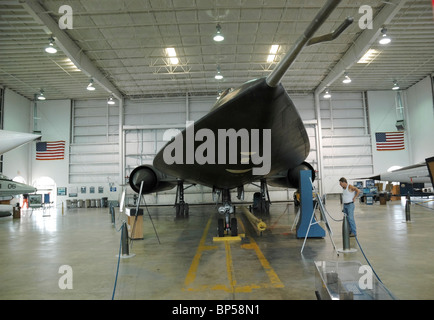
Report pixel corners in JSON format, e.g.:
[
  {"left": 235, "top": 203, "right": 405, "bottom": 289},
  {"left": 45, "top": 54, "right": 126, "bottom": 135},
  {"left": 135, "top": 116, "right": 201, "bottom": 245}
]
[
  {"left": 342, "top": 214, "right": 350, "bottom": 251},
  {"left": 338, "top": 212, "right": 356, "bottom": 253},
  {"left": 110, "top": 205, "right": 115, "bottom": 224},
  {"left": 116, "top": 221, "right": 135, "bottom": 259},
  {"left": 121, "top": 222, "right": 129, "bottom": 256},
  {"left": 405, "top": 193, "right": 411, "bottom": 222}
]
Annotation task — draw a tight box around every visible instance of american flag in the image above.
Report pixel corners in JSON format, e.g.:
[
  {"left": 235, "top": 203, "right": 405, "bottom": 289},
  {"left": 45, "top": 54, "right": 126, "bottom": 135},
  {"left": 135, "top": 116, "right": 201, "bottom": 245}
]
[
  {"left": 375, "top": 132, "right": 405, "bottom": 151},
  {"left": 36, "top": 141, "right": 65, "bottom": 160}
]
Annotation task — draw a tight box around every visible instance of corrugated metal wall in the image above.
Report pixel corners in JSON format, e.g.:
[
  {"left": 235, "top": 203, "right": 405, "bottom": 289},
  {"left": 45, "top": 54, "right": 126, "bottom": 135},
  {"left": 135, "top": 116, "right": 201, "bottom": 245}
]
[{"left": 69, "top": 100, "right": 119, "bottom": 184}]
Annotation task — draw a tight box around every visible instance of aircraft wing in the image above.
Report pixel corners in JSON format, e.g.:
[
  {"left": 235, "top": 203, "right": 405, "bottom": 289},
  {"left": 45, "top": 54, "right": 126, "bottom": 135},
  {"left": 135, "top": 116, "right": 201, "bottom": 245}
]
[
  {"left": 364, "top": 158, "right": 433, "bottom": 184},
  {"left": 0, "top": 130, "right": 41, "bottom": 155},
  {"left": 0, "top": 176, "right": 37, "bottom": 198}
]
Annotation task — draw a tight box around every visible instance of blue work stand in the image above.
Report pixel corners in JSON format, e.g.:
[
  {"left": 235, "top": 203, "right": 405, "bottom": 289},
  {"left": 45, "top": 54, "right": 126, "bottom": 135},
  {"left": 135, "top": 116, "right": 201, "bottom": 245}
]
[{"left": 296, "top": 170, "right": 325, "bottom": 239}]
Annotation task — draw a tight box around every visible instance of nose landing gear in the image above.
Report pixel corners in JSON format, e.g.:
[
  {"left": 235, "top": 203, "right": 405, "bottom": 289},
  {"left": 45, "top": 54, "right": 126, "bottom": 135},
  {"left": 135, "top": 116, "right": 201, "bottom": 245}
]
[{"left": 216, "top": 189, "right": 238, "bottom": 237}]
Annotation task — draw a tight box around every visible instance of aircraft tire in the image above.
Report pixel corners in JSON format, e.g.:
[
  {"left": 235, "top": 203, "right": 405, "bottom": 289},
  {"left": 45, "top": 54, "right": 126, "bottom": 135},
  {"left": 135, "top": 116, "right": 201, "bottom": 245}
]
[
  {"left": 231, "top": 218, "right": 238, "bottom": 236},
  {"left": 217, "top": 218, "right": 224, "bottom": 237},
  {"left": 184, "top": 203, "right": 189, "bottom": 217}
]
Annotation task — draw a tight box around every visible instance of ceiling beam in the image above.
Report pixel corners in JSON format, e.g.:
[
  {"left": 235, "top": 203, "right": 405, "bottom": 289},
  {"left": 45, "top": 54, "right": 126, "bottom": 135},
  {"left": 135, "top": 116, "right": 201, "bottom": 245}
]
[
  {"left": 20, "top": 0, "right": 123, "bottom": 100},
  {"left": 314, "top": 0, "right": 407, "bottom": 95}
]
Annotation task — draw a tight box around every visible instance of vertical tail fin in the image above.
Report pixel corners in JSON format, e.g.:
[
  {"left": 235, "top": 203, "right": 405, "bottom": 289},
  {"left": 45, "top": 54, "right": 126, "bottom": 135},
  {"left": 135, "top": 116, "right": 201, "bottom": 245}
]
[
  {"left": 266, "top": 0, "right": 352, "bottom": 87},
  {"left": 426, "top": 156, "right": 434, "bottom": 186}
]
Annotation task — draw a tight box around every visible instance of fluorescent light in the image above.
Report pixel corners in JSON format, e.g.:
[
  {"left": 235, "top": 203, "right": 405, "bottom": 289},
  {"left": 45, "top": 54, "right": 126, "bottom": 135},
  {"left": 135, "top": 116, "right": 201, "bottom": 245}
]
[
  {"left": 357, "top": 49, "right": 379, "bottom": 64},
  {"left": 266, "top": 55, "right": 275, "bottom": 63},
  {"left": 169, "top": 57, "right": 179, "bottom": 64},
  {"left": 165, "top": 47, "right": 176, "bottom": 56},
  {"left": 165, "top": 47, "right": 179, "bottom": 65},
  {"left": 269, "top": 44, "right": 279, "bottom": 54},
  {"left": 267, "top": 44, "right": 279, "bottom": 63}
]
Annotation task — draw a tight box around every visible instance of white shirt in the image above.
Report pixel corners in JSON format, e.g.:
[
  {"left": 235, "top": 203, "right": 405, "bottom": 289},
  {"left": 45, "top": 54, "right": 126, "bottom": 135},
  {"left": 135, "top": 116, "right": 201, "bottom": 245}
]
[{"left": 342, "top": 185, "right": 355, "bottom": 204}]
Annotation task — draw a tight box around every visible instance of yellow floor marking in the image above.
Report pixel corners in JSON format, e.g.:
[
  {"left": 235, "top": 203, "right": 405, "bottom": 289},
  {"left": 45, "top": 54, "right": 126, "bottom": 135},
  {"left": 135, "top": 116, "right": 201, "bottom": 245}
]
[
  {"left": 225, "top": 241, "right": 236, "bottom": 291},
  {"left": 183, "top": 216, "right": 217, "bottom": 288},
  {"left": 238, "top": 219, "right": 284, "bottom": 288},
  {"left": 183, "top": 216, "right": 285, "bottom": 293},
  {"left": 212, "top": 233, "right": 244, "bottom": 241}
]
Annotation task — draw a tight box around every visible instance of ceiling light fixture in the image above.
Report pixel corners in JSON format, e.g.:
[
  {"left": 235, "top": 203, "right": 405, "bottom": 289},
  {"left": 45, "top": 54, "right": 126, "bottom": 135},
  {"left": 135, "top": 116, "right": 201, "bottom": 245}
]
[
  {"left": 267, "top": 44, "right": 280, "bottom": 63},
  {"left": 215, "top": 66, "right": 223, "bottom": 80},
  {"left": 342, "top": 72, "right": 352, "bottom": 84},
  {"left": 37, "top": 90, "right": 46, "bottom": 100},
  {"left": 165, "top": 47, "right": 179, "bottom": 65},
  {"left": 107, "top": 96, "right": 115, "bottom": 105},
  {"left": 45, "top": 37, "right": 57, "bottom": 54},
  {"left": 392, "top": 80, "right": 400, "bottom": 90},
  {"left": 323, "top": 89, "right": 331, "bottom": 99},
  {"left": 87, "top": 79, "right": 95, "bottom": 91},
  {"left": 379, "top": 27, "right": 391, "bottom": 45},
  {"left": 213, "top": 24, "right": 224, "bottom": 42}
]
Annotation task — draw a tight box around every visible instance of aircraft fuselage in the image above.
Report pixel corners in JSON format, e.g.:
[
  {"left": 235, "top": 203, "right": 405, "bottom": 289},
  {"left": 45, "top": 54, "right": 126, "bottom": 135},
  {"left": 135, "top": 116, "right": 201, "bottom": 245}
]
[{"left": 153, "top": 77, "right": 310, "bottom": 190}]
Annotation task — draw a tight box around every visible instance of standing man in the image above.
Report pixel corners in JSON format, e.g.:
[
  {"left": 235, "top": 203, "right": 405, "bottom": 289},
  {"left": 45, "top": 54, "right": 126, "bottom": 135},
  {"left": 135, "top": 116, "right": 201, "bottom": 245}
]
[{"left": 339, "top": 177, "right": 360, "bottom": 236}]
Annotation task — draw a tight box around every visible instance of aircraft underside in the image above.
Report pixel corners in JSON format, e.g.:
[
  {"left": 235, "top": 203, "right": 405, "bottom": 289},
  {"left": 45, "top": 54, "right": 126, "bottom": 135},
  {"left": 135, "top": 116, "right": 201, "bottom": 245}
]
[{"left": 172, "top": 179, "right": 272, "bottom": 237}]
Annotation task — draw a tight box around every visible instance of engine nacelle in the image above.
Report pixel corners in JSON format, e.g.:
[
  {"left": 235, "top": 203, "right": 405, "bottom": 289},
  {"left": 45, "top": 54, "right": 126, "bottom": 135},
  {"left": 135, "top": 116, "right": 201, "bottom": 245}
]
[
  {"left": 129, "top": 165, "right": 177, "bottom": 194},
  {"left": 267, "top": 161, "right": 316, "bottom": 189},
  {"left": 286, "top": 161, "right": 316, "bottom": 188}
]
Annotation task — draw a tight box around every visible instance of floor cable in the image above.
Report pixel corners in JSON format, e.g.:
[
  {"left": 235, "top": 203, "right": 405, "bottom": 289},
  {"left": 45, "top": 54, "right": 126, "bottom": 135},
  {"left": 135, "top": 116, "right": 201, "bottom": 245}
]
[{"left": 112, "top": 223, "right": 123, "bottom": 300}]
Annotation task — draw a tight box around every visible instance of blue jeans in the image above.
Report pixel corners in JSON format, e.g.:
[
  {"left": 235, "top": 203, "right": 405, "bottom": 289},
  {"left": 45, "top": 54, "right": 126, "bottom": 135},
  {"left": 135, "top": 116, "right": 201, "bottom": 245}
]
[{"left": 343, "top": 202, "right": 356, "bottom": 235}]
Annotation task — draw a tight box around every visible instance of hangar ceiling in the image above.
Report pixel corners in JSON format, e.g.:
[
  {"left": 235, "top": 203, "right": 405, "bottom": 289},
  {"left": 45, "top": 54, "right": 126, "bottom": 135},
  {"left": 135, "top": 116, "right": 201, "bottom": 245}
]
[{"left": 1, "top": 0, "right": 433, "bottom": 101}]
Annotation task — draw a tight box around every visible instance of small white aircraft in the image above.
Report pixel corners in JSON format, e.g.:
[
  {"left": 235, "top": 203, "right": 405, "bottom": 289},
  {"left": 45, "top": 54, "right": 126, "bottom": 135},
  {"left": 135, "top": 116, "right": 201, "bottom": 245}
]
[
  {"left": 365, "top": 157, "right": 434, "bottom": 195},
  {"left": 369, "top": 157, "right": 433, "bottom": 184},
  {"left": 0, "top": 130, "right": 41, "bottom": 216}
]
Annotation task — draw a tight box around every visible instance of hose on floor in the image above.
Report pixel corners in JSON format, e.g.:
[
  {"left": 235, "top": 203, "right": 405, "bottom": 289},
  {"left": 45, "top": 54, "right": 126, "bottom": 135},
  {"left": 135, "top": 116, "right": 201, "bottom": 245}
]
[
  {"left": 353, "top": 233, "right": 397, "bottom": 299},
  {"left": 112, "top": 223, "right": 123, "bottom": 300}
]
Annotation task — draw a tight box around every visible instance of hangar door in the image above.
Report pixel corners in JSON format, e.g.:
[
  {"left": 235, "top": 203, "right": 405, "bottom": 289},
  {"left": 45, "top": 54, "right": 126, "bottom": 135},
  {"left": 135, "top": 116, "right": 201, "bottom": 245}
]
[
  {"left": 319, "top": 92, "right": 374, "bottom": 194},
  {"left": 69, "top": 100, "right": 119, "bottom": 184}
]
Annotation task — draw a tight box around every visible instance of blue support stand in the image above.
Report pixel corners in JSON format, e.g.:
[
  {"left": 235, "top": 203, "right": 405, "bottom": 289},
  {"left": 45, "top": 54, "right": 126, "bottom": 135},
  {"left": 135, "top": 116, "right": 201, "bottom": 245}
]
[{"left": 296, "top": 170, "right": 325, "bottom": 239}]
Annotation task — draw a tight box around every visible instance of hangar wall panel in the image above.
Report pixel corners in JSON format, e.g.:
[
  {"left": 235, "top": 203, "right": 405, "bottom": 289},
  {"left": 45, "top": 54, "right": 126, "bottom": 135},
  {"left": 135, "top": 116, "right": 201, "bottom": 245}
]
[
  {"left": 406, "top": 75, "right": 434, "bottom": 163},
  {"left": 320, "top": 92, "right": 373, "bottom": 194},
  {"left": 367, "top": 90, "right": 411, "bottom": 174},
  {"left": 69, "top": 100, "right": 119, "bottom": 185},
  {"left": 32, "top": 99, "right": 71, "bottom": 204}
]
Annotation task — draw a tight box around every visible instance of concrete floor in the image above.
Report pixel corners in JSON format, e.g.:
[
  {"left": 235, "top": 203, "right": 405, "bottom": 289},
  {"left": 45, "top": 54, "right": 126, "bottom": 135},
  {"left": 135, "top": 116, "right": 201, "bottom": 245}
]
[{"left": 0, "top": 196, "right": 433, "bottom": 300}]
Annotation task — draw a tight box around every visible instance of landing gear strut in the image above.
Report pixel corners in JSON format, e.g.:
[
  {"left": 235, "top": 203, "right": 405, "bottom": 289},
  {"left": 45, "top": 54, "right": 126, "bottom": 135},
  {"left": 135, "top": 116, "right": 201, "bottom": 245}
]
[
  {"left": 216, "top": 189, "right": 238, "bottom": 237},
  {"left": 251, "top": 179, "right": 271, "bottom": 215},
  {"left": 174, "top": 180, "right": 189, "bottom": 218}
]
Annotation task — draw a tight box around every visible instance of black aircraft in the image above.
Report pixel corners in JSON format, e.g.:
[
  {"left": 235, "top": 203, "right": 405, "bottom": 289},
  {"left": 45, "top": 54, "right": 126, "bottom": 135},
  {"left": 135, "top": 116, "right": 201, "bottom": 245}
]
[{"left": 129, "top": 0, "right": 353, "bottom": 237}]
